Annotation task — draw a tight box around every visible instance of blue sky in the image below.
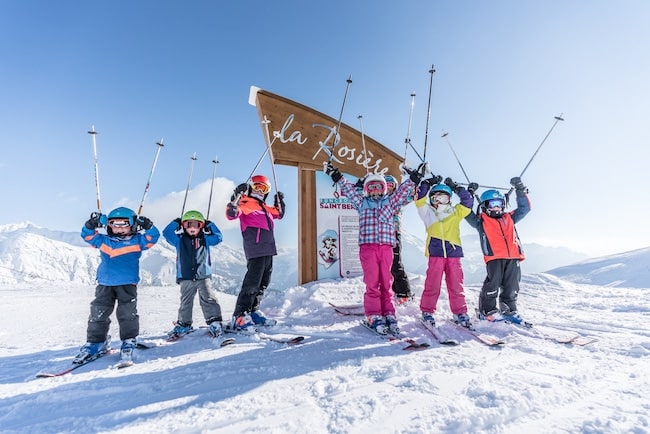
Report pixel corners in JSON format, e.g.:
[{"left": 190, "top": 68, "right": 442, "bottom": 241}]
[{"left": 1, "top": 1, "right": 649, "bottom": 257}]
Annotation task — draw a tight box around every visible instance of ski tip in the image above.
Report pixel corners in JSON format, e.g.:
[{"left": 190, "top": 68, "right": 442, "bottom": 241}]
[{"left": 219, "top": 338, "right": 236, "bottom": 347}]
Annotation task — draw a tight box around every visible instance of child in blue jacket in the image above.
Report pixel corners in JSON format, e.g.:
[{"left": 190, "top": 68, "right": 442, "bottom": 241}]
[
  {"left": 163, "top": 210, "right": 224, "bottom": 338},
  {"left": 76, "top": 207, "right": 159, "bottom": 363}
]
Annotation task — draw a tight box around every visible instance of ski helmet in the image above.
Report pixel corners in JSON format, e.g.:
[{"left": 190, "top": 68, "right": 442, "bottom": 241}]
[
  {"left": 363, "top": 174, "right": 387, "bottom": 196},
  {"left": 384, "top": 175, "right": 397, "bottom": 193},
  {"left": 430, "top": 184, "right": 452, "bottom": 196},
  {"left": 107, "top": 207, "right": 136, "bottom": 226},
  {"left": 429, "top": 184, "right": 452, "bottom": 206},
  {"left": 480, "top": 189, "right": 506, "bottom": 217},
  {"left": 479, "top": 189, "right": 505, "bottom": 204},
  {"left": 249, "top": 174, "right": 271, "bottom": 195},
  {"left": 182, "top": 210, "right": 205, "bottom": 223}
]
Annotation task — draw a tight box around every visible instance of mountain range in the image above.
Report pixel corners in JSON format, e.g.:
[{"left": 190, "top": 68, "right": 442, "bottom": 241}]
[{"left": 0, "top": 222, "right": 646, "bottom": 289}]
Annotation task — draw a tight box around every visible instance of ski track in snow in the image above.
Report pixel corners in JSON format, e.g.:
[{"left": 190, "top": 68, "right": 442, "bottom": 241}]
[{"left": 1, "top": 275, "right": 650, "bottom": 433}]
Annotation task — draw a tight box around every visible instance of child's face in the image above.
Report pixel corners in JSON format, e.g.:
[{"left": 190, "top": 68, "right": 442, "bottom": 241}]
[
  {"left": 431, "top": 192, "right": 451, "bottom": 207},
  {"left": 365, "top": 181, "right": 385, "bottom": 198},
  {"left": 182, "top": 220, "right": 203, "bottom": 236},
  {"left": 108, "top": 219, "right": 131, "bottom": 236}
]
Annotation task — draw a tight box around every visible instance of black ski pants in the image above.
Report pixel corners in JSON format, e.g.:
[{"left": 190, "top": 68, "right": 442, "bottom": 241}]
[
  {"left": 86, "top": 284, "right": 139, "bottom": 342},
  {"left": 391, "top": 231, "right": 412, "bottom": 297},
  {"left": 478, "top": 259, "right": 521, "bottom": 315},
  {"left": 233, "top": 255, "right": 273, "bottom": 317}
]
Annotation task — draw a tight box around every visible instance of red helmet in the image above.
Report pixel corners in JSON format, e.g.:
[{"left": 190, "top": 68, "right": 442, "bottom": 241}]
[{"left": 249, "top": 174, "right": 271, "bottom": 195}]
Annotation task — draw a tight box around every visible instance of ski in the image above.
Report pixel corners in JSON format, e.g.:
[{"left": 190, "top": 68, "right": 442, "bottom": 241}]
[
  {"left": 504, "top": 321, "right": 597, "bottom": 346},
  {"left": 36, "top": 349, "right": 117, "bottom": 378},
  {"left": 258, "top": 333, "right": 305, "bottom": 345},
  {"left": 223, "top": 326, "right": 303, "bottom": 345},
  {"left": 166, "top": 327, "right": 197, "bottom": 342},
  {"left": 445, "top": 320, "right": 506, "bottom": 346},
  {"left": 419, "top": 319, "right": 459, "bottom": 346},
  {"left": 329, "top": 302, "right": 364, "bottom": 316},
  {"left": 360, "top": 320, "right": 430, "bottom": 351},
  {"left": 114, "top": 358, "right": 134, "bottom": 369},
  {"left": 215, "top": 336, "right": 237, "bottom": 346}
]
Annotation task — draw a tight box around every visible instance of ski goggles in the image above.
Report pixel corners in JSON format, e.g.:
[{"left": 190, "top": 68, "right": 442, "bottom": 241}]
[
  {"left": 432, "top": 193, "right": 450, "bottom": 204},
  {"left": 182, "top": 220, "right": 204, "bottom": 229},
  {"left": 108, "top": 219, "right": 131, "bottom": 228},
  {"left": 251, "top": 182, "right": 270, "bottom": 194},
  {"left": 365, "top": 182, "right": 385, "bottom": 192},
  {"left": 487, "top": 199, "right": 505, "bottom": 209}
]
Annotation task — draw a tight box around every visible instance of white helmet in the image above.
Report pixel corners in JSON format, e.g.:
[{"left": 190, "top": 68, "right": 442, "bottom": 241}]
[{"left": 363, "top": 174, "right": 387, "bottom": 196}]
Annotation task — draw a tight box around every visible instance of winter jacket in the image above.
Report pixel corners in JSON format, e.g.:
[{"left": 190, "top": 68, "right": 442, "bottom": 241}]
[
  {"left": 465, "top": 190, "right": 531, "bottom": 263},
  {"left": 226, "top": 195, "right": 283, "bottom": 260},
  {"left": 81, "top": 225, "right": 160, "bottom": 286},
  {"left": 338, "top": 176, "right": 415, "bottom": 246},
  {"left": 415, "top": 185, "right": 473, "bottom": 258},
  {"left": 163, "top": 221, "right": 223, "bottom": 283}
]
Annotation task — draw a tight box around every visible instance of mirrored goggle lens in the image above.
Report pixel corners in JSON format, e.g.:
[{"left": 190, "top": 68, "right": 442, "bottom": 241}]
[
  {"left": 433, "top": 193, "right": 450, "bottom": 204},
  {"left": 252, "top": 183, "right": 270, "bottom": 194},
  {"left": 182, "top": 220, "right": 203, "bottom": 229},
  {"left": 108, "top": 220, "right": 130, "bottom": 228},
  {"left": 487, "top": 199, "right": 504, "bottom": 209},
  {"left": 366, "top": 182, "right": 384, "bottom": 191}
]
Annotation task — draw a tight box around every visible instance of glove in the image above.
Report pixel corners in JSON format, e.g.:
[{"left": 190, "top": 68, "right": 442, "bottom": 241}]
[
  {"left": 173, "top": 217, "right": 182, "bottom": 229},
  {"left": 409, "top": 169, "right": 423, "bottom": 184},
  {"left": 84, "top": 212, "right": 103, "bottom": 229},
  {"left": 420, "top": 177, "right": 435, "bottom": 190},
  {"left": 136, "top": 216, "right": 153, "bottom": 230},
  {"left": 444, "top": 177, "right": 460, "bottom": 193},
  {"left": 274, "top": 192, "right": 285, "bottom": 208},
  {"left": 203, "top": 220, "right": 213, "bottom": 235},
  {"left": 354, "top": 177, "right": 365, "bottom": 189},
  {"left": 510, "top": 177, "right": 527, "bottom": 192},
  {"left": 234, "top": 183, "right": 248, "bottom": 195},
  {"left": 325, "top": 162, "right": 342, "bottom": 183},
  {"left": 467, "top": 182, "right": 479, "bottom": 195},
  {"left": 416, "top": 162, "right": 429, "bottom": 176}
]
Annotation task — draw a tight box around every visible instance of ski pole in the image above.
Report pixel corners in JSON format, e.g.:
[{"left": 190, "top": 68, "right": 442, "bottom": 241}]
[
  {"left": 422, "top": 65, "right": 436, "bottom": 162},
  {"left": 404, "top": 92, "right": 423, "bottom": 162},
  {"left": 88, "top": 125, "right": 101, "bottom": 214},
  {"left": 519, "top": 114, "right": 565, "bottom": 178},
  {"left": 246, "top": 122, "right": 280, "bottom": 183},
  {"left": 180, "top": 152, "right": 198, "bottom": 218},
  {"left": 137, "top": 139, "right": 164, "bottom": 217},
  {"left": 505, "top": 114, "right": 564, "bottom": 203},
  {"left": 206, "top": 154, "right": 219, "bottom": 220},
  {"left": 262, "top": 115, "right": 279, "bottom": 193},
  {"left": 326, "top": 75, "right": 353, "bottom": 163},
  {"left": 441, "top": 132, "right": 471, "bottom": 183},
  {"left": 358, "top": 115, "right": 369, "bottom": 175}
]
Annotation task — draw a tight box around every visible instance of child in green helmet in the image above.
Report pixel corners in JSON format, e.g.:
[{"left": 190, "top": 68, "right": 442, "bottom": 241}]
[{"left": 163, "top": 210, "right": 224, "bottom": 339}]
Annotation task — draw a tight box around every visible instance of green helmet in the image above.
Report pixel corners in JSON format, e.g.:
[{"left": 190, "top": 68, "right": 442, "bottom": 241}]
[{"left": 181, "top": 210, "right": 205, "bottom": 223}]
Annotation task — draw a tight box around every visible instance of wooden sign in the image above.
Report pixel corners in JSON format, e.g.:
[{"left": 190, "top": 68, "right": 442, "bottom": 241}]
[
  {"left": 249, "top": 86, "right": 406, "bottom": 284},
  {"left": 250, "top": 87, "right": 404, "bottom": 178}
]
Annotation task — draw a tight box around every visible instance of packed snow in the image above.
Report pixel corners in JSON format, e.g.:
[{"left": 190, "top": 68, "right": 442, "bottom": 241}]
[{"left": 1, "top": 266, "right": 649, "bottom": 433}]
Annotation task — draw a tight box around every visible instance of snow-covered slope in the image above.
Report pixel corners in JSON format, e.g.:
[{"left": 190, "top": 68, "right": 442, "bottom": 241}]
[
  {"left": 545, "top": 247, "right": 650, "bottom": 288},
  {"left": 1, "top": 268, "right": 649, "bottom": 433}
]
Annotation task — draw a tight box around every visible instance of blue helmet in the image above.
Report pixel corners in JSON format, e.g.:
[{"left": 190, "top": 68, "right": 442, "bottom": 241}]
[
  {"left": 107, "top": 207, "right": 136, "bottom": 226},
  {"left": 430, "top": 184, "right": 452, "bottom": 196},
  {"left": 479, "top": 189, "right": 504, "bottom": 204},
  {"left": 479, "top": 189, "right": 506, "bottom": 217}
]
